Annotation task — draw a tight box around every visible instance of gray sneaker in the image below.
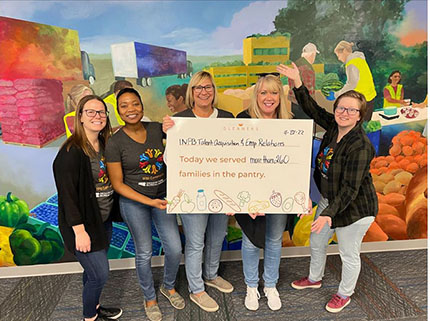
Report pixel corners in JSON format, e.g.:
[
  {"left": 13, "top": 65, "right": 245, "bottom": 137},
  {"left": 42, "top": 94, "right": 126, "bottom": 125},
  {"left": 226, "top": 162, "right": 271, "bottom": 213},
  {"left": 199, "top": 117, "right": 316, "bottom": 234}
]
[
  {"left": 143, "top": 301, "right": 162, "bottom": 321},
  {"left": 189, "top": 292, "right": 219, "bottom": 312},
  {"left": 160, "top": 285, "right": 185, "bottom": 310},
  {"left": 204, "top": 276, "right": 234, "bottom": 293}
]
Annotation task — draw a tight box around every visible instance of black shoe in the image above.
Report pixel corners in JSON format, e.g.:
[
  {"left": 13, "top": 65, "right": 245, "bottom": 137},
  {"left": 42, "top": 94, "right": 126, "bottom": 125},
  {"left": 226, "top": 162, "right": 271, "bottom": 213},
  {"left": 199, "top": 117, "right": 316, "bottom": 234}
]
[{"left": 97, "top": 306, "right": 123, "bottom": 319}]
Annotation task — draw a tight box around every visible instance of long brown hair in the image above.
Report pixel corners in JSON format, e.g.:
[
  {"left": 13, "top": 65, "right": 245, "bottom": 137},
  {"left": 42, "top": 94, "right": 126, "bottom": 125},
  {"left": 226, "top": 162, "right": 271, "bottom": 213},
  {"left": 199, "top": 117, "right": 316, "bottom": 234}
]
[{"left": 64, "top": 95, "right": 112, "bottom": 157}]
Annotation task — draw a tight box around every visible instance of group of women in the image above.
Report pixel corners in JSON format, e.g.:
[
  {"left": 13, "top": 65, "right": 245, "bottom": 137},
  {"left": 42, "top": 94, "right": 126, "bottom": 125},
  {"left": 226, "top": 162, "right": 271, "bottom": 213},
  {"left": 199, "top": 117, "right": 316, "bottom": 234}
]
[{"left": 54, "top": 56, "right": 378, "bottom": 320}]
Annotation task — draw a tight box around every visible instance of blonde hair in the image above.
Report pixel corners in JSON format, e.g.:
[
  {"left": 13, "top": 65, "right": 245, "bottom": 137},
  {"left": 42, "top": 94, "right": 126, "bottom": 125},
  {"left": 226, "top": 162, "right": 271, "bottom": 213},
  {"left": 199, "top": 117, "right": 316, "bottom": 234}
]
[
  {"left": 185, "top": 71, "right": 218, "bottom": 109},
  {"left": 65, "top": 84, "right": 94, "bottom": 114},
  {"left": 248, "top": 75, "right": 292, "bottom": 119},
  {"left": 64, "top": 95, "right": 112, "bottom": 158},
  {"left": 334, "top": 41, "right": 354, "bottom": 54}
]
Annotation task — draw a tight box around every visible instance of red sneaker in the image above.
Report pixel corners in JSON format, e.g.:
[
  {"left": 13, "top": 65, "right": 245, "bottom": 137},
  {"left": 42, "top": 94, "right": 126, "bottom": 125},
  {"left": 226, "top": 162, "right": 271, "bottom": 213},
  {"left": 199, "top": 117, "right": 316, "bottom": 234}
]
[
  {"left": 325, "top": 294, "right": 351, "bottom": 313},
  {"left": 291, "top": 277, "right": 322, "bottom": 290}
]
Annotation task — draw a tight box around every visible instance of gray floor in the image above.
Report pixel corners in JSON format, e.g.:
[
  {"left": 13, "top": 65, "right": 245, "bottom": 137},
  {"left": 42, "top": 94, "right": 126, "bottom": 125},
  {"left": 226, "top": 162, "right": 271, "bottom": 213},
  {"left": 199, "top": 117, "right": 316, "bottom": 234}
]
[{"left": 0, "top": 250, "right": 427, "bottom": 321}]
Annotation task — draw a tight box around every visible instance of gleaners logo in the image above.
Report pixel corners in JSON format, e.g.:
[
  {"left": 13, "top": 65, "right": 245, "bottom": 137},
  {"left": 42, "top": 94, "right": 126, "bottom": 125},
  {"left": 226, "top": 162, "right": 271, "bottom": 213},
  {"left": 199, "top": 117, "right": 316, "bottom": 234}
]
[{"left": 223, "top": 123, "right": 259, "bottom": 131}]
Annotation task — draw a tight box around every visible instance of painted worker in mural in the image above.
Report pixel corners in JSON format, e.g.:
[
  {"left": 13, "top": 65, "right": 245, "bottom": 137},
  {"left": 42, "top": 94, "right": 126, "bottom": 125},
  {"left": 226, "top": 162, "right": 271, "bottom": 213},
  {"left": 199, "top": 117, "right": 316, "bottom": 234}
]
[
  {"left": 277, "top": 63, "right": 377, "bottom": 313},
  {"left": 383, "top": 70, "right": 409, "bottom": 108},
  {"left": 162, "top": 71, "right": 234, "bottom": 313},
  {"left": 333, "top": 41, "right": 377, "bottom": 122},
  {"left": 165, "top": 84, "right": 188, "bottom": 114},
  {"left": 105, "top": 88, "right": 184, "bottom": 321},
  {"left": 53, "top": 95, "right": 123, "bottom": 321},
  {"left": 233, "top": 73, "right": 295, "bottom": 311},
  {"left": 63, "top": 84, "right": 94, "bottom": 137},
  {"left": 288, "top": 42, "right": 319, "bottom": 120}
]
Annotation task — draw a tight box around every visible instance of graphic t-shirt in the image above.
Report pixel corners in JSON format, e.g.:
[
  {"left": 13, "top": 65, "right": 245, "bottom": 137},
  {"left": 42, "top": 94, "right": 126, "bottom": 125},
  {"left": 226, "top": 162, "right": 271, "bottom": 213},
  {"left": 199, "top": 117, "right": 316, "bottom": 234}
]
[
  {"left": 105, "top": 122, "right": 166, "bottom": 198},
  {"left": 90, "top": 148, "right": 114, "bottom": 222},
  {"left": 316, "top": 137, "right": 337, "bottom": 198}
]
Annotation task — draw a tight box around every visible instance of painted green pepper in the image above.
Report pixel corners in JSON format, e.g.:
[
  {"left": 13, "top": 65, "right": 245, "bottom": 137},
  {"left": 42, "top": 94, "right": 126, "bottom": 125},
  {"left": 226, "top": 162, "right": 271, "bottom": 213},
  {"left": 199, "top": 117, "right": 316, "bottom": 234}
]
[
  {"left": 0, "top": 192, "right": 29, "bottom": 227},
  {"left": 9, "top": 223, "right": 64, "bottom": 265}
]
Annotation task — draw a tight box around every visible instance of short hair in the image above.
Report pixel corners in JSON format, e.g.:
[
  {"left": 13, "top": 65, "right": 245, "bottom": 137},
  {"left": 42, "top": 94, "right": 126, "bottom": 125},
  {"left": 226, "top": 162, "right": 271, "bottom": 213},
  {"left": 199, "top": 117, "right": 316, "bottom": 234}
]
[
  {"left": 114, "top": 80, "right": 133, "bottom": 93},
  {"left": 387, "top": 70, "right": 401, "bottom": 84},
  {"left": 165, "top": 84, "right": 188, "bottom": 100},
  {"left": 65, "top": 84, "right": 93, "bottom": 113},
  {"left": 334, "top": 40, "right": 354, "bottom": 54},
  {"left": 248, "top": 75, "right": 292, "bottom": 119},
  {"left": 333, "top": 90, "right": 367, "bottom": 124},
  {"left": 116, "top": 87, "right": 144, "bottom": 112},
  {"left": 65, "top": 95, "right": 112, "bottom": 157},
  {"left": 185, "top": 71, "right": 218, "bottom": 109}
]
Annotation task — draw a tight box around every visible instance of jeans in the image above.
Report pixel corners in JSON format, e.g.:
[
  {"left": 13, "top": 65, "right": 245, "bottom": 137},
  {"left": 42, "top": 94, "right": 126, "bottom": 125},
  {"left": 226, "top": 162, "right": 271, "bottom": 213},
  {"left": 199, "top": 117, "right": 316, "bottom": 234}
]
[
  {"left": 309, "top": 197, "right": 374, "bottom": 296},
  {"left": 75, "top": 220, "right": 112, "bottom": 319},
  {"left": 119, "top": 196, "right": 182, "bottom": 301},
  {"left": 180, "top": 213, "right": 229, "bottom": 293},
  {"left": 241, "top": 214, "right": 288, "bottom": 288}
]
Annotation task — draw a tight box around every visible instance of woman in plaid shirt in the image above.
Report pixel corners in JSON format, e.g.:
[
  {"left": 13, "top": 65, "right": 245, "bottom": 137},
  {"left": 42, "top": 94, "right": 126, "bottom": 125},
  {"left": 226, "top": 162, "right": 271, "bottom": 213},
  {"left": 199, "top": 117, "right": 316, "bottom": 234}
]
[{"left": 277, "top": 63, "right": 377, "bottom": 313}]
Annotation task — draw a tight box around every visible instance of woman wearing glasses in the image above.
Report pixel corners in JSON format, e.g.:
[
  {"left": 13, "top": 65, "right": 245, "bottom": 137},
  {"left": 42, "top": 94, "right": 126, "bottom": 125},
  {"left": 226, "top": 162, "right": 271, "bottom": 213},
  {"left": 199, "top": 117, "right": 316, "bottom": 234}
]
[
  {"left": 277, "top": 63, "right": 377, "bottom": 313},
  {"left": 53, "top": 96, "right": 123, "bottom": 321},
  {"left": 234, "top": 74, "right": 294, "bottom": 311},
  {"left": 106, "top": 88, "right": 184, "bottom": 321},
  {"left": 163, "top": 71, "right": 234, "bottom": 313}
]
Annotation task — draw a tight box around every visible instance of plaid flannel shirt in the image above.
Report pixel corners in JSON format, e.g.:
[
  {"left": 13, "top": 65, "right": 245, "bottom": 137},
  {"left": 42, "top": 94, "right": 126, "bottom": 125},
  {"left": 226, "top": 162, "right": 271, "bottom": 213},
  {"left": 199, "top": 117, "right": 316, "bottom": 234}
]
[
  {"left": 288, "top": 57, "right": 315, "bottom": 104},
  {"left": 293, "top": 85, "right": 378, "bottom": 228}
]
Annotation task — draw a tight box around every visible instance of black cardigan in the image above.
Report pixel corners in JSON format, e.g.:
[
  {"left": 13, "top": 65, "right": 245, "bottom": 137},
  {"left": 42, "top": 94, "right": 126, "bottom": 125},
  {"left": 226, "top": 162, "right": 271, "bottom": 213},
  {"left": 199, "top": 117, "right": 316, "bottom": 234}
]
[
  {"left": 234, "top": 110, "right": 295, "bottom": 249},
  {"left": 53, "top": 144, "right": 120, "bottom": 254}
]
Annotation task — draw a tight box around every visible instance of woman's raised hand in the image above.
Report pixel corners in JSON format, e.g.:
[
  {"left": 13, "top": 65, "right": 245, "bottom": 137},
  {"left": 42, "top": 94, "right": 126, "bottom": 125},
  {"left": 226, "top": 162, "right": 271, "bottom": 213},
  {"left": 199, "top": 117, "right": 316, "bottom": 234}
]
[
  {"left": 276, "top": 63, "right": 302, "bottom": 88},
  {"left": 162, "top": 115, "right": 175, "bottom": 133}
]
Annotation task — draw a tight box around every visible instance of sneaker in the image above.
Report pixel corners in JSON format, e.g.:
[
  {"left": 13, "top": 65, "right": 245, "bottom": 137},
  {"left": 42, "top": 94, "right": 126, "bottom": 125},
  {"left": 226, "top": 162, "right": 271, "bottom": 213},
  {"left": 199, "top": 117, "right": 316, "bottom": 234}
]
[
  {"left": 97, "top": 306, "right": 122, "bottom": 320},
  {"left": 189, "top": 291, "right": 219, "bottom": 312},
  {"left": 244, "top": 286, "right": 260, "bottom": 311},
  {"left": 143, "top": 301, "right": 162, "bottom": 321},
  {"left": 325, "top": 294, "right": 351, "bottom": 313},
  {"left": 263, "top": 287, "right": 282, "bottom": 311},
  {"left": 291, "top": 277, "right": 322, "bottom": 290},
  {"left": 160, "top": 285, "right": 185, "bottom": 310},
  {"left": 204, "top": 276, "right": 234, "bottom": 293}
]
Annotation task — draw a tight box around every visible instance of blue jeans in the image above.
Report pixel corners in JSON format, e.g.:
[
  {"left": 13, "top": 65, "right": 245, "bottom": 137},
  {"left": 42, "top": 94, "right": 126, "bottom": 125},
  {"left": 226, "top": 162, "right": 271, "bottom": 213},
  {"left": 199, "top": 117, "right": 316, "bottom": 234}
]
[
  {"left": 119, "top": 196, "right": 182, "bottom": 301},
  {"left": 241, "top": 214, "right": 288, "bottom": 288},
  {"left": 309, "top": 197, "right": 374, "bottom": 296},
  {"left": 180, "top": 213, "right": 229, "bottom": 293},
  {"left": 75, "top": 220, "right": 112, "bottom": 319}
]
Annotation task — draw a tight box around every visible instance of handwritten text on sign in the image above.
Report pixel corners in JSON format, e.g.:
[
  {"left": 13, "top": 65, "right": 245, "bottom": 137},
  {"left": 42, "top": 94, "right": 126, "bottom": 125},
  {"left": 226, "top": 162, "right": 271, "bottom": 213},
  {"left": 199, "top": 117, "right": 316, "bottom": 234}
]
[{"left": 166, "top": 118, "right": 313, "bottom": 214}]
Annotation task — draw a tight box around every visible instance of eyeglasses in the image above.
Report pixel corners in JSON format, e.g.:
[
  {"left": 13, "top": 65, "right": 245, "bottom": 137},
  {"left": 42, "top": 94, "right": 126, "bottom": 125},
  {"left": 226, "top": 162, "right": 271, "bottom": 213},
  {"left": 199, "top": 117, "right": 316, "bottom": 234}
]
[
  {"left": 335, "top": 106, "right": 360, "bottom": 116},
  {"left": 257, "top": 72, "right": 280, "bottom": 78},
  {"left": 82, "top": 109, "right": 109, "bottom": 118},
  {"left": 193, "top": 85, "right": 214, "bottom": 93}
]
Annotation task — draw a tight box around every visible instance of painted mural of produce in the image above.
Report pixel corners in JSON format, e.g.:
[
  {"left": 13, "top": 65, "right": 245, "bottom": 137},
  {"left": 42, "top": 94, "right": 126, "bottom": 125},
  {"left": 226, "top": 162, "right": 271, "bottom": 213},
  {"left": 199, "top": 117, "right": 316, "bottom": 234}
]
[
  {"left": 0, "top": 192, "right": 65, "bottom": 266},
  {"left": 365, "top": 130, "right": 428, "bottom": 241}
]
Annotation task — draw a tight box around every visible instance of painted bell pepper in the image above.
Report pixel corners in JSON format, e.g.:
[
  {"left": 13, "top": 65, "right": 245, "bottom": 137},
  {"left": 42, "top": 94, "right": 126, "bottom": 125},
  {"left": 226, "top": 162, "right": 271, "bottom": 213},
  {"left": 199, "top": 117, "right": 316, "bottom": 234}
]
[
  {"left": 9, "top": 223, "right": 64, "bottom": 265},
  {"left": 0, "top": 192, "right": 29, "bottom": 227}
]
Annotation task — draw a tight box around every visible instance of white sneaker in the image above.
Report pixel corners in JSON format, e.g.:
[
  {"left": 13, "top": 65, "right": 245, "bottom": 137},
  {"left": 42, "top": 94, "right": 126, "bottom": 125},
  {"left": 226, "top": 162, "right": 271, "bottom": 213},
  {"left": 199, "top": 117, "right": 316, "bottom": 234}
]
[
  {"left": 264, "top": 287, "right": 282, "bottom": 311},
  {"left": 244, "top": 286, "right": 260, "bottom": 311}
]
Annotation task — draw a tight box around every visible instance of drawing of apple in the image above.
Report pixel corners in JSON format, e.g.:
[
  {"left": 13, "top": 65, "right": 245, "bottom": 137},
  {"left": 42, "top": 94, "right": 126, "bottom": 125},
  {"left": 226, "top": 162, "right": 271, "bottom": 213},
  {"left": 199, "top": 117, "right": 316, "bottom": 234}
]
[{"left": 180, "top": 193, "right": 195, "bottom": 213}]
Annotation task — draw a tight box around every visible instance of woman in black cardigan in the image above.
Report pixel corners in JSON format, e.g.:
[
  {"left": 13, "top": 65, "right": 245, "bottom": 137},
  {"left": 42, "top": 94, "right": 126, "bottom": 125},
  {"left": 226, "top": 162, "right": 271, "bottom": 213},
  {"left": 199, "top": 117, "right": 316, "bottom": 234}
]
[{"left": 53, "top": 95, "right": 122, "bottom": 321}]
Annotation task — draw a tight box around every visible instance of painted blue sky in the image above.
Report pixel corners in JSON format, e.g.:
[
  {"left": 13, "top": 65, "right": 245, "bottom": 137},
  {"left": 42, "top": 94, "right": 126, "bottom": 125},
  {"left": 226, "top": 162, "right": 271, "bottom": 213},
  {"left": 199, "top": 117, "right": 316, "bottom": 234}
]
[{"left": 0, "top": 0, "right": 426, "bottom": 55}]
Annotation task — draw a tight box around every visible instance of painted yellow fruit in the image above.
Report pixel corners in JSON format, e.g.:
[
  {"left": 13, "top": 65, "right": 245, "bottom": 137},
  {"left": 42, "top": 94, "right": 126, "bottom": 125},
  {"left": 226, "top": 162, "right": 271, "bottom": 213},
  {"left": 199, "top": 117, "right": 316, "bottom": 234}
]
[
  {"left": 0, "top": 226, "right": 16, "bottom": 267},
  {"left": 292, "top": 206, "right": 337, "bottom": 246}
]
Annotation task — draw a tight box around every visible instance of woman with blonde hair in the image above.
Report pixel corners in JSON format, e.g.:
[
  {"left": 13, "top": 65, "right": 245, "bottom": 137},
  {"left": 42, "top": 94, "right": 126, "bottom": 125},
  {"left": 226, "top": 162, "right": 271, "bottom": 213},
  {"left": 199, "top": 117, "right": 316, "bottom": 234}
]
[
  {"left": 333, "top": 41, "right": 376, "bottom": 121},
  {"left": 162, "top": 71, "right": 234, "bottom": 313},
  {"left": 53, "top": 95, "right": 123, "bottom": 321},
  {"left": 233, "top": 74, "right": 294, "bottom": 311}
]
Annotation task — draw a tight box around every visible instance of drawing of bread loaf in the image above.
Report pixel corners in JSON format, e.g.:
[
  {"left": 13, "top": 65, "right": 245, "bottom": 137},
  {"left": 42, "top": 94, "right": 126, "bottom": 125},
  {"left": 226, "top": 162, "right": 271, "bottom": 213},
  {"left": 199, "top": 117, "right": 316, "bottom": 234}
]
[{"left": 213, "top": 189, "right": 241, "bottom": 212}]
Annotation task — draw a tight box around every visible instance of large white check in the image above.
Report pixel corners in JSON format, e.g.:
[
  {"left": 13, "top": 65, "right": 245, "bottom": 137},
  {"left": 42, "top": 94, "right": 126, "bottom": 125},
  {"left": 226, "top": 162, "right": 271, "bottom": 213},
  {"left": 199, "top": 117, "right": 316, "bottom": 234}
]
[{"left": 166, "top": 118, "right": 313, "bottom": 214}]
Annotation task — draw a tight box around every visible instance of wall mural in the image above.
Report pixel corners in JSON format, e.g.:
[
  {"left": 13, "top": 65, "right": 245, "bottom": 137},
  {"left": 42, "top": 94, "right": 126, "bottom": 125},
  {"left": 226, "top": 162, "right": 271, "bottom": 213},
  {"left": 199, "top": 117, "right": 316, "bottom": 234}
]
[{"left": 0, "top": 0, "right": 427, "bottom": 268}]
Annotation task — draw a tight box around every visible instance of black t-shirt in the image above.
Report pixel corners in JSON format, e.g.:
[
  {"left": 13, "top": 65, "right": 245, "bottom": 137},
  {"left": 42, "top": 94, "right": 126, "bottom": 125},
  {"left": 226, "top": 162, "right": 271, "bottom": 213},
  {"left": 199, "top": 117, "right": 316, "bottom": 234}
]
[
  {"left": 316, "top": 137, "right": 337, "bottom": 198},
  {"left": 90, "top": 148, "right": 114, "bottom": 222},
  {"left": 105, "top": 122, "right": 166, "bottom": 198}
]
